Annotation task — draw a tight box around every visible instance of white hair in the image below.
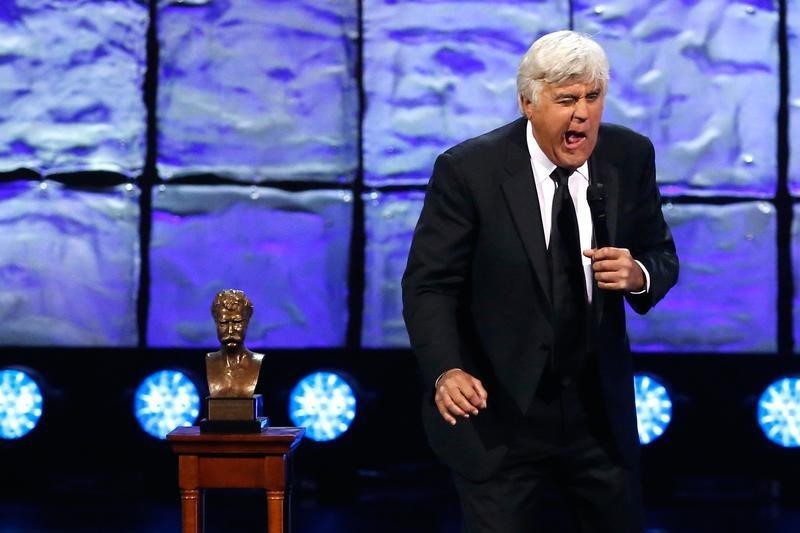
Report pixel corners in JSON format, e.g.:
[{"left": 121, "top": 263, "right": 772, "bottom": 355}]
[{"left": 516, "top": 30, "right": 609, "bottom": 112}]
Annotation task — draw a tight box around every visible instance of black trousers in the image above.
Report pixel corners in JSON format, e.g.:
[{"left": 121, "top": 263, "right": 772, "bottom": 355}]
[{"left": 452, "top": 369, "right": 643, "bottom": 533}]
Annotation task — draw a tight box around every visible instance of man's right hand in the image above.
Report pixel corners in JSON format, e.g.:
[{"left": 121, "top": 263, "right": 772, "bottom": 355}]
[{"left": 435, "top": 369, "right": 488, "bottom": 426}]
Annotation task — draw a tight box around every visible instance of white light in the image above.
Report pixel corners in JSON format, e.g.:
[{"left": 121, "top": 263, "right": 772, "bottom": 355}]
[
  {"left": 134, "top": 370, "right": 200, "bottom": 439},
  {"left": 0, "top": 369, "right": 44, "bottom": 440},
  {"left": 634, "top": 373, "right": 673, "bottom": 445},
  {"left": 757, "top": 377, "right": 800, "bottom": 448},
  {"left": 288, "top": 371, "right": 356, "bottom": 442}
]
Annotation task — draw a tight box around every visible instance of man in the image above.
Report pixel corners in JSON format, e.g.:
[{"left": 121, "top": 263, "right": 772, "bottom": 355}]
[
  {"left": 206, "top": 289, "right": 264, "bottom": 397},
  {"left": 402, "top": 30, "right": 678, "bottom": 532}
]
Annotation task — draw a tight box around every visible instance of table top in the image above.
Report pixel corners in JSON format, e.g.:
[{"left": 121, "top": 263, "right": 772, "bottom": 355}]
[{"left": 166, "top": 426, "right": 305, "bottom": 454}]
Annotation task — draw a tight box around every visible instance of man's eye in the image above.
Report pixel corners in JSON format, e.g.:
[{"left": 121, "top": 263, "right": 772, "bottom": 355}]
[{"left": 586, "top": 93, "right": 599, "bottom": 101}]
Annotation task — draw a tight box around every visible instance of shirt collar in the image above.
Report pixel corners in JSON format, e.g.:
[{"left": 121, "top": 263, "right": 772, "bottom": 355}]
[{"left": 525, "top": 120, "right": 589, "bottom": 185}]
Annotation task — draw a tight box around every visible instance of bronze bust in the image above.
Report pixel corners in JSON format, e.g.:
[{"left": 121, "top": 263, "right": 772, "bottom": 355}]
[{"left": 205, "top": 289, "right": 264, "bottom": 397}]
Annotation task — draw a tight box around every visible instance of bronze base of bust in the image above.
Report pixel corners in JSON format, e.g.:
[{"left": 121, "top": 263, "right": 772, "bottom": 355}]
[
  {"left": 206, "top": 393, "right": 264, "bottom": 420},
  {"left": 198, "top": 393, "right": 269, "bottom": 433}
]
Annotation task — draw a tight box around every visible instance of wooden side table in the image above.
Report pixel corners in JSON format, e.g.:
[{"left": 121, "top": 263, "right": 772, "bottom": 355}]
[{"left": 166, "top": 426, "right": 305, "bottom": 533}]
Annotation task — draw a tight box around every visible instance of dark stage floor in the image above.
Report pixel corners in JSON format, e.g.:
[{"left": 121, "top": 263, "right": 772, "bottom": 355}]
[{"left": 2, "top": 473, "right": 800, "bottom": 533}]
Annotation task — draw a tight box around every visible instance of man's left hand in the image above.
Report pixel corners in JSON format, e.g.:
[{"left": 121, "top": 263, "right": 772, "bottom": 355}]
[{"left": 583, "top": 247, "right": 644, "bottom": 292}]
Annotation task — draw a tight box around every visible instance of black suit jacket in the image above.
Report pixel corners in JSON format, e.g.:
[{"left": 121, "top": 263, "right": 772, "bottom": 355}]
[{"left": 402, "top": 117, "right": 678, "bottom": 482}]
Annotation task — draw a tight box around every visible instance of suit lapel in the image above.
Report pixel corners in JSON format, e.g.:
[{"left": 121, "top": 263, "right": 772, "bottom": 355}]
[{"left": 500, "top": 119, "right": 552, "bottom": 311}]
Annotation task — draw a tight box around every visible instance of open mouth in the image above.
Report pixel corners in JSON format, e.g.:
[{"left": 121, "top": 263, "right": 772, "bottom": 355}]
[{"left": 564, "top": 130, "right": 586, "bottom": 148}]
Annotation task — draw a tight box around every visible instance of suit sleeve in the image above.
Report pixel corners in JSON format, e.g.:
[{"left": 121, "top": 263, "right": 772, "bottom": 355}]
[
  {"left": 625, "top": 138, "right": 679, "bottom": 314},
  {"left": 402, "top": 151, "right": 477, "bottom": 388}
]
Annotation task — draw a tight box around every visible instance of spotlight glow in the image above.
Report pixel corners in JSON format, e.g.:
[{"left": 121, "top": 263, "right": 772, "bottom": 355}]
[
  {"left": 134, "top": 370, "right": 200, "bottom": 439},
  {"left": 757, "top": 377, "right": 800, "bottom": 448},
  {"left": 0, "top": 369, "right": 44, "bottom": 440},
  {"left": 634, "top": 373, "right": 672, "bottom": 445},
  {"left": 288, "top": 371, "right": 356, "bottom": 442}
]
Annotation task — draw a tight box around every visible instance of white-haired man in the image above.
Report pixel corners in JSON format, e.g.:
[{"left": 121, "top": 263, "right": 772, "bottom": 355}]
[{"left": 403, "top": 30, "right": 678, "bottom": 532}]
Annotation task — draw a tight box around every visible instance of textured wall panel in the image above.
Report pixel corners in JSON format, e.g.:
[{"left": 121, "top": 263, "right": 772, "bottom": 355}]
[
  {"left": 362, "top": 197, "right": 778, "bottom": 352},
  {"left": 0, "top": 180, "right": 140, "bottom": 346},
  {"left": 575, "top": 0, "right": 778, "bottom": 197},
  {"left": 0, "top": 0, "right": 148, "bottom": 176},
  {"left": 628, "top": 202, "right": 776, "bottom": 352},
  {"left": 789, "top": 0, "right": 800, "bottom": 192},
  {"left": 362, "top": 191, "right": 424, "bottom": 347},
  {"left": 148, "top": 186, "right": 352, "bottom": 348},
  {"left": 157, "top": 0, "right": 358, "bottom": 183},
  {"left": 791, "top": 205, "right": 800, "bottom": 351},
  {"left": 362, "top": 0, "right": 569, "bottom": 186}
]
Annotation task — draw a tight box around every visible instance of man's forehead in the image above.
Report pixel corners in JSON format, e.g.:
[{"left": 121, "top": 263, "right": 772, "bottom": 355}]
[{"left": 546, "top": 79, "right": 602, "bottom": 93}]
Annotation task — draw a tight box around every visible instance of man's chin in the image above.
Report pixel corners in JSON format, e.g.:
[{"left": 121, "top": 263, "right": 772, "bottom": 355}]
[{"left": 556, "top": 150, "right": 591, "bottom": 169}]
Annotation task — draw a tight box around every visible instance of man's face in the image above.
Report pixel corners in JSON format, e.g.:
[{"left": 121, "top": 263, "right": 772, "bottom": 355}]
[
  {"left": 523, "top": 80, "right": 604, "bottom": 170},
  {"left": 216, "top": 308, "right": 247, "bottom": 349}
]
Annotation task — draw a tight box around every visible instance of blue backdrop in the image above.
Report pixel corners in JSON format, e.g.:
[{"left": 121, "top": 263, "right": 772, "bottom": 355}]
[{"left": 0, "top": 0, "right": 797, "bottom": 354}]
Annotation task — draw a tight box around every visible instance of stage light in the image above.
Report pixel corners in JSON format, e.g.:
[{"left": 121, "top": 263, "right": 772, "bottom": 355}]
[
  {"left": 288, "top": 371, "right": 357, "bottom": 442},
  {"left": 134, "top": 369, "right": 200, "bottom": 440},
  {"left": 0, "top": 368, "right": 44, "bottom": 440},
  {"left": 757, "top": 376, "right": 800, "bottom": 448},
  {"left": 634, "top": 373, "right": 673, "bottom": 445}
]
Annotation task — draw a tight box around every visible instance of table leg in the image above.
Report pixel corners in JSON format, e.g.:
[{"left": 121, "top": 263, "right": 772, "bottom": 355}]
[
  {"left": 266, "top": 490, "right": 284, "bottom": 533},
  {"left": 181, "top": 488, "right": 204, "bottom": 533},
  {"left": 285, "top": 487, "right": 292, "bottom": 533}
]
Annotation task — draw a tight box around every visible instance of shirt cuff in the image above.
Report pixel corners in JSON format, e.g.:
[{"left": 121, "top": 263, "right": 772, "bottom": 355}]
[{"left": 630, "top": 260, "right": 650, "bottom": 294}]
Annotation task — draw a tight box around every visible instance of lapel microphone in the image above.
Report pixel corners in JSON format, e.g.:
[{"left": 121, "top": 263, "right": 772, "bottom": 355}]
[{"left": 586, "top": 182, "right": 609, "bottom": 249}]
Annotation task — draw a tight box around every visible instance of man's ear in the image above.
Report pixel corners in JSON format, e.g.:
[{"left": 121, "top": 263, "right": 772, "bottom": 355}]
[{"left": 520, "top": 95, "right": 534, "bottom": 120}]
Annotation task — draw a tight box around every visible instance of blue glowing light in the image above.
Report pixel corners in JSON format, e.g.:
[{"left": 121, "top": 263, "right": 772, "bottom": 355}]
[
  {"left": 757, "top": 377, "right": 800, "bottom": 448},
  {"left": 288, "top": 371, "right": 356, "bottom": 442},
  {"left": 634, "top": 373, "right": 672, "bottom": 445},
  {"left": 0, "top": 369, "right": 44, "bottom": 440},
  {"left": 134, "top": 370, "right": 200, "bottom": 439}
]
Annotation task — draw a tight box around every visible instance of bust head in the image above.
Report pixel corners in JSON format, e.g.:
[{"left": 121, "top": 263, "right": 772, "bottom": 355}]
[
  {"left": 206, "top": 289, "right": 263, "bottom": 398},
  {"left": 211, "top": 289, "right": 253, "bottom": 352}
]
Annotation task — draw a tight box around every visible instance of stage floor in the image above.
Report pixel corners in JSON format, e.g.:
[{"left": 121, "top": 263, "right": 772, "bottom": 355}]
[{"left": 2, "top": 482, "right": 800, "bottom": 533}]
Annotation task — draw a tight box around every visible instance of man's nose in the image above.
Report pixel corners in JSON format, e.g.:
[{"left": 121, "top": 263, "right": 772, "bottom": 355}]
[{"left": 573, "top": 97, "right": 589, "bottom": 120}]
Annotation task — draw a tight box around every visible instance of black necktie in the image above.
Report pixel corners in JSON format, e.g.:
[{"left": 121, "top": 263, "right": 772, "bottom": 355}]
[{"left": 548, "top": 167, "right": 587, "bottom": 377}]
